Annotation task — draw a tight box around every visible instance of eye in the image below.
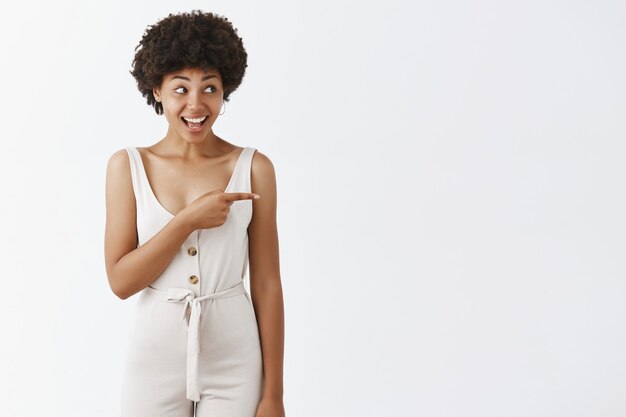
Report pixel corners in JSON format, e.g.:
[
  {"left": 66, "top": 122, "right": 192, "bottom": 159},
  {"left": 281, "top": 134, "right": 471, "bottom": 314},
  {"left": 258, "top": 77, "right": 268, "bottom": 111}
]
[
  {"left": 174, "top": 86, "right": 186, "bottom": 94},
  {"left": 205, "top": 85, "right": 217, "bottom": 93}
]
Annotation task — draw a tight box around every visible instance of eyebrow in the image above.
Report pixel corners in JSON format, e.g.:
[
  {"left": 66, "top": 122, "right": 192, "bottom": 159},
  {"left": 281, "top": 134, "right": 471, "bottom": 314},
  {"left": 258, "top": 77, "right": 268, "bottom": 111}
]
[{"left": 169, "top": 74, "right": 219, "bottom": 82}]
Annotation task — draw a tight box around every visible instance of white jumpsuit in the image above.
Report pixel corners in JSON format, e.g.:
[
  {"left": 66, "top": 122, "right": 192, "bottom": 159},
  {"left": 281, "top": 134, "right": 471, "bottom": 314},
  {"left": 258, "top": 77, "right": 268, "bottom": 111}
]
[{"left": 120, "top": 146, "right": 264, "bottom": 417}]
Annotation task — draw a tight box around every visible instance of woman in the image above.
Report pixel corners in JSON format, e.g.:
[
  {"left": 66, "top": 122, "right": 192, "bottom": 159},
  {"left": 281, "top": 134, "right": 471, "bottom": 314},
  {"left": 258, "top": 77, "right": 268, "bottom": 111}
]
[{"left": 104, "top": 10, "right": 285, "bottom": 417}]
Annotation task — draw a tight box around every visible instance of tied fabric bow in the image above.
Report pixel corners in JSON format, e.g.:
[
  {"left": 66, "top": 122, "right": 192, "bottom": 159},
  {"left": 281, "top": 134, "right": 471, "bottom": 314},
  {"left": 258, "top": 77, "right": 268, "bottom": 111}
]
[
  {"left": 153, "top": 281, "right": 246, "bottom": 401},
  {"left": 165, "top": 288, "right": 204, "bottom": 401}
]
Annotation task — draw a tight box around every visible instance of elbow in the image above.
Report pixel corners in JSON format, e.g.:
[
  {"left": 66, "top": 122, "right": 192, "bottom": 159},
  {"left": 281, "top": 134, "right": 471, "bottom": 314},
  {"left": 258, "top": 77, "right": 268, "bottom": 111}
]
[
  {"left": 114, "top": 289, "right": 131, "bottom": 301},
  {"left": 106, "top": 261, "right": 136, "bottom": 300},
  {"left": 111, "top": 284, "right": 130, "bottom": 300},
  {"left": 108, "top": 274, "right": 131, "bottom": 300}
]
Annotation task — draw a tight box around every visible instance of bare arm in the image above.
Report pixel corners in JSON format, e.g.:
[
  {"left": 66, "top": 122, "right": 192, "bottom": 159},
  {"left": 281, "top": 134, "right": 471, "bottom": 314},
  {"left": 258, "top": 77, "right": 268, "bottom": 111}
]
[
  {"left": 104, "top": 149, "right": 194, "bottom": 300},
  {"left": 247, "top": 151, "right": 284, "bottom": 400}
]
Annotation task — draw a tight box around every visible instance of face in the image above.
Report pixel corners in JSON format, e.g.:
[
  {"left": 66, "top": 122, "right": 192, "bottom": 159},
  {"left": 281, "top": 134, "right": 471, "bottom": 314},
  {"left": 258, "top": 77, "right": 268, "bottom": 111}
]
[{"left": 153, "top": 67, "right": 224, "bottom": 140}]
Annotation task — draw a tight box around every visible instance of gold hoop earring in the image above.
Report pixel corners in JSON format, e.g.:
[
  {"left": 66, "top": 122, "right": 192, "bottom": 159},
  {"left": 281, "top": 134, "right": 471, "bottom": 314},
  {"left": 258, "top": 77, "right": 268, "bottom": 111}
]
[{"left": 219, "top": 101, "right": 226, "bottom": 116}]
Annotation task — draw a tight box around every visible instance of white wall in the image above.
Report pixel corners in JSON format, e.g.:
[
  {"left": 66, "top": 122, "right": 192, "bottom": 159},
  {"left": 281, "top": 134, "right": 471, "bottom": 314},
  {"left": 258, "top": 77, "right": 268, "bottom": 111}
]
[{"left": 0, "top": 0, "right": 624, "bottom": 416}]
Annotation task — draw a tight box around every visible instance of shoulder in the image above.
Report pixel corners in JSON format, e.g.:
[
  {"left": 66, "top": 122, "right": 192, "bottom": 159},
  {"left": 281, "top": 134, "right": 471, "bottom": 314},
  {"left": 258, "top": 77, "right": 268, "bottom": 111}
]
[
  {"left": 249, "top": 149, "right": 277, "bottom": 197},
  {"left": 250, "top": 149, "right": 275, "bottom": 176},
  {"left": 105, "top": 148, "right": 134, "bottom": 190},
  {"left": 106, "top": 148, "right": 131, "bottom": 172}
]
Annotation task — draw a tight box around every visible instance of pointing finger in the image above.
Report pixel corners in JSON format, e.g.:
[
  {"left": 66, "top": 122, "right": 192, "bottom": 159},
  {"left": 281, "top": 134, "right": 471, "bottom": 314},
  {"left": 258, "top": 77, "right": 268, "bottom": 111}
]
[{"left": 223, "top": 192, "right": 260, "bottom": 203}]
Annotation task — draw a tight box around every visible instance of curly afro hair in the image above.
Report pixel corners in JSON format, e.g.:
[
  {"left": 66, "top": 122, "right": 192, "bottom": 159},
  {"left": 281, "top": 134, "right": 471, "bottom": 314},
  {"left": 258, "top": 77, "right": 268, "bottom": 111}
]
[{"left": 130, "top": 10, "right": 248, "bottom": 115}]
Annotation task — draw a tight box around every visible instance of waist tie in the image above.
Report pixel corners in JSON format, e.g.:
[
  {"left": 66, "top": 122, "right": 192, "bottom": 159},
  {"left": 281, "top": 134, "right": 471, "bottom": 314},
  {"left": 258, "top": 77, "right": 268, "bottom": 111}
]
[{"left": 144, "top": 281, "right": 246, "bottom": 402}]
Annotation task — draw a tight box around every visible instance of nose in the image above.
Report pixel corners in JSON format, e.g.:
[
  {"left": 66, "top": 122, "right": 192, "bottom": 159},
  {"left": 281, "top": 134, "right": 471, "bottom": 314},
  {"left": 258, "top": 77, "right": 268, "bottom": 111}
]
[{"left": 186, "top": 91, "right": 203, "bottom": 110}]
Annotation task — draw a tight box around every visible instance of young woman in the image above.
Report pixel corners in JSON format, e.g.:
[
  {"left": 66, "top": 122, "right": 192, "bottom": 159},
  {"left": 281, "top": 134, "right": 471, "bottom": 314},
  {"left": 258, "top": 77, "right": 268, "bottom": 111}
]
[{"left": 104, "top": 10, "right": 285, "bottom": 417}]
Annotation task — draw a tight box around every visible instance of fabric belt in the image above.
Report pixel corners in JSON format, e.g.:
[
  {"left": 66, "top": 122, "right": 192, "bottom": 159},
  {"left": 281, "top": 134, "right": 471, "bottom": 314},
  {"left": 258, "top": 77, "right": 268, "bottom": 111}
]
[{"left": 144, "top": 280, "right": 246, "bottom": 402}]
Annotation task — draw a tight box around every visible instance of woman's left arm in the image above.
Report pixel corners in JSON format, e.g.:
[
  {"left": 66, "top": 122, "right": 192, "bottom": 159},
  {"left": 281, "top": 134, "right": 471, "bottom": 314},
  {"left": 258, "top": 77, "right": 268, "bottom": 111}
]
[{"left": 247, "top": 150, "right": 285, "bottom": 414}]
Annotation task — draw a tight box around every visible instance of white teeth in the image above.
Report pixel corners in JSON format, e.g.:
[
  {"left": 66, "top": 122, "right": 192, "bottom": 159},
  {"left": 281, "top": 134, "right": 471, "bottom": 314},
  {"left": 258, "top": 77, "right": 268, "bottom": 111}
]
[{"left": 183, "top": 116, "right": 207, "bottom": 123}]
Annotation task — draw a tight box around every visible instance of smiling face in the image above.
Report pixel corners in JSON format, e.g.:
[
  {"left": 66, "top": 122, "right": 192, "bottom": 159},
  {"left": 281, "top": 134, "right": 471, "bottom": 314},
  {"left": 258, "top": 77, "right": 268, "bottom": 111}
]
[{"left": 152, "top": 67, "right": 224, "bottom": 141}]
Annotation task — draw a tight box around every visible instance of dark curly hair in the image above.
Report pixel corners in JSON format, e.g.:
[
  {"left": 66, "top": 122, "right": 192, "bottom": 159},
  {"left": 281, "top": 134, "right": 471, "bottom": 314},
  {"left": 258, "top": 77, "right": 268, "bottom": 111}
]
[{"left": 130, "top": 10, "right": 248, "bottom": 115}]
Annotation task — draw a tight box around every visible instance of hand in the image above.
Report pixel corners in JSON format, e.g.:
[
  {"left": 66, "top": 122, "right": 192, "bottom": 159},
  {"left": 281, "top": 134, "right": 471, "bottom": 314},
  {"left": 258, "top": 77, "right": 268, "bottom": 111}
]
[
  {"left": 255, "top": 396, "right": 285, "bottom": 417},
  {"left": 180, "top": 189, "right": 259, "bottom": 230}
]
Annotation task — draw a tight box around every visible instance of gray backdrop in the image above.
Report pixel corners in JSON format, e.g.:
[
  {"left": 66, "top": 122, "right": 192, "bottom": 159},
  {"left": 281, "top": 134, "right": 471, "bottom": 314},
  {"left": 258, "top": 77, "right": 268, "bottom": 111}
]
[{"left": 0, "top": 0, "right": 624, "bottom": 416}]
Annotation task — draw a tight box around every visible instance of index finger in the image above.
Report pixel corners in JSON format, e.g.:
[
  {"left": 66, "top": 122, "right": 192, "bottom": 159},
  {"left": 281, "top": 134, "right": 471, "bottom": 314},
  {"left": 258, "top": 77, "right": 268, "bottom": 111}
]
[{"left": 223, "top": 192, "right": 260, "bottom": 202}]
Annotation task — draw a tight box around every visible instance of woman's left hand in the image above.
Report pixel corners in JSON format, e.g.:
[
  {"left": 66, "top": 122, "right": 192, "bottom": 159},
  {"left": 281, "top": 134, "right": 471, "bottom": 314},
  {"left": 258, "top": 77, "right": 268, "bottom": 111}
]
[{"left": 255, "top": 395, "right": 286, "bottom": 417}]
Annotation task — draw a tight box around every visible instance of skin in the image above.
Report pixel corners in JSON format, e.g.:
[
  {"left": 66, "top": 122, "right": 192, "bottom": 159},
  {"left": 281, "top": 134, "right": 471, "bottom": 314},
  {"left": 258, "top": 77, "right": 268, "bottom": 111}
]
[{"left": 104, "top": 67, "right": 285, "bottom": 416}]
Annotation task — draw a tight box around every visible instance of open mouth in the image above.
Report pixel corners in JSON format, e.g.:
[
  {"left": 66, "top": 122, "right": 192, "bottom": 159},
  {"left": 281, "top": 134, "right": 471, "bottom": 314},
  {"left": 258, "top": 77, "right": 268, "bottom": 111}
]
[{"left": 181, "top": 115, "right": 208, "bottom": 129}]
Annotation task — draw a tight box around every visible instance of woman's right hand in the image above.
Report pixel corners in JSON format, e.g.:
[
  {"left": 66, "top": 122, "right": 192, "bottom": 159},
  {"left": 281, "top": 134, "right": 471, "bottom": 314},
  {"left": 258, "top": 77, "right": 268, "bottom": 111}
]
[{"left": 179, "top": 189, "right": 260, "bottom": 230}]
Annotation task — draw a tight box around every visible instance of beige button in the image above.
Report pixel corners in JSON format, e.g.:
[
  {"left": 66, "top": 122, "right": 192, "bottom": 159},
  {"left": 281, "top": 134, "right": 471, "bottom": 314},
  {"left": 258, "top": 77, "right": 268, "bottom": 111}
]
[
  {"left": 189, "top": 275, "right": 199, "bottom": 284},
  {"left": 187, "top": 246, "right": 197, "bottom": 256}
]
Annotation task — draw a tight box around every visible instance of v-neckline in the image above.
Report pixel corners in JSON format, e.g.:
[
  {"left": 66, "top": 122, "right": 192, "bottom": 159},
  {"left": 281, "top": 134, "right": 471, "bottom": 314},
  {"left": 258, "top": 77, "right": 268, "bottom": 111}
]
[{"left": 133, "top": 146, "right": 247, "bottom": 218}]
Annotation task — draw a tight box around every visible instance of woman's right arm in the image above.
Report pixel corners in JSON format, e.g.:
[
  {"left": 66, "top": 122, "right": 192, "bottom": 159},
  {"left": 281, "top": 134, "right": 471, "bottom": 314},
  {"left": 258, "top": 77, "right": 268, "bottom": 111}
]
[{"left": 103, "top": 149, "right": 194, "bottom": 300}]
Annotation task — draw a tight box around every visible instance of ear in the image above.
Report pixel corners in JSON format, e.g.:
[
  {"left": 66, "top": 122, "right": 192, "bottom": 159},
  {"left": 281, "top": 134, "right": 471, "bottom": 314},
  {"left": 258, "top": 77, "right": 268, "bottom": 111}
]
[{"left": 153, "top": 87, "right": 161, "bottom": 102}]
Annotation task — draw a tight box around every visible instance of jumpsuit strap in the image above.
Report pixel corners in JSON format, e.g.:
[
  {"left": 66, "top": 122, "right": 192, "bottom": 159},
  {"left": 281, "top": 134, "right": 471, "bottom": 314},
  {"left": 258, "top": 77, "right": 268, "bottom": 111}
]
[{"left": 143, "top": 281, "right": 247, "bottom": 402}]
